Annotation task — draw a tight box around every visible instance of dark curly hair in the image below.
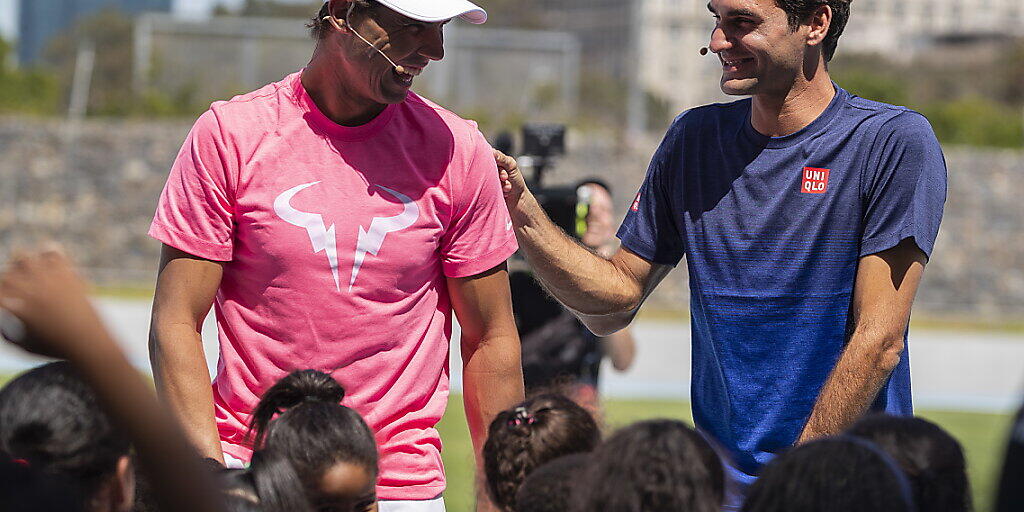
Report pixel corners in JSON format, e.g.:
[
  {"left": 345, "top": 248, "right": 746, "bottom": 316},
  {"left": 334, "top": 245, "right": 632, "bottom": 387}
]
[
  {"left": 774, "top": 0, "right": 853, "bottom": 61},
  {"left": 483, "top": 394, "right": 600, "bottom": 511},
  {"left": 0, "top": 361, "right": 131, "bottom": 508},
  {"left": 248, "top": 370, "right": 378, "bottom": 497},
  {"left": 743, "top": 437, "right": 915, "bottom": 512},
  {"left": 848, "top": 414, "right": 972, "bottom": 512},
  {"left": 571, "top": 419, "right": 724, "bottom": 512}
]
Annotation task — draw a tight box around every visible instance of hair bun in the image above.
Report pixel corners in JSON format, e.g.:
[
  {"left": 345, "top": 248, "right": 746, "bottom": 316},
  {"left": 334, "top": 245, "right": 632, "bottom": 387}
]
[
  {"left": 248, "top": 370, "right": 347, "bottom": 448},
  {"left": 273, "top": 370, "right": 346, "bottom": 410}
]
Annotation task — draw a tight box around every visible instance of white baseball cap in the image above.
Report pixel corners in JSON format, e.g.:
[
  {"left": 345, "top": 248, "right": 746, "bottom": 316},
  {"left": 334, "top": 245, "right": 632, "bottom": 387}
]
[{"left": 326, "top": 0, "right": 488, "bottom": 24}]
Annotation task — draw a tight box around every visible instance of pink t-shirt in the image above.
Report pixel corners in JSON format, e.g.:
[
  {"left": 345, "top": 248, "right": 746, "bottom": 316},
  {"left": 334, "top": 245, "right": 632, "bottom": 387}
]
[{"left": 149, "top": 71, "right": 517, "bottom": 500}]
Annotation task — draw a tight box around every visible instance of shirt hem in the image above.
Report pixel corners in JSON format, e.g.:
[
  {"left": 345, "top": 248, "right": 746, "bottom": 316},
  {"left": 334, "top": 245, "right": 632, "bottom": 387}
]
[{"left": 377, "top": 484, "right": 448, "bottom": 502}]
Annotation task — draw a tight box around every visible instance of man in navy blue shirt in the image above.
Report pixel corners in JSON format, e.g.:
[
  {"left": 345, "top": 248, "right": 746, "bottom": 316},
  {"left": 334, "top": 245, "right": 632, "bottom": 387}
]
[{"left": 496, "top": 0, "right": 946, "bottom": 506}]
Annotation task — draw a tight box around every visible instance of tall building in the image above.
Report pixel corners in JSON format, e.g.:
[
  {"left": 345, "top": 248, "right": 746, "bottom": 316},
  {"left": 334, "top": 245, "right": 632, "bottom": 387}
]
[
  {"left": 17, "top": 0, "right": 171, "bottom": 64},
  {"left": 548, "top": 0, "right": 1024, "bottom": 125},
  {"left": 845, "top": 0, "right": 1024, "bottom": 54}
]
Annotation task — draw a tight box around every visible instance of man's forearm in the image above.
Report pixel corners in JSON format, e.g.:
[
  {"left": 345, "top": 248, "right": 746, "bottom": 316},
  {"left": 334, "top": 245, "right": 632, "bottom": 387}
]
[
  {"left": 461, "top": 333, "right": 523, "bottom": 512},
  {"left": 797, "top": 332, "right": 904, "bottom": 442},
  {"left": 149, "top": 325, "right": 223, "bottom": 462},
  {"left": 510, "top": 189, "right": 642, "bottom": 317},
  {"left": 461, "top": 333, "right": 524, "bottom": 461}
]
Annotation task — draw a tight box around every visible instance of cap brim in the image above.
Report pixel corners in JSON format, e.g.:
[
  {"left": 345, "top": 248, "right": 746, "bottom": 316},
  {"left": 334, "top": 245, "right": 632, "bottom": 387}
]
[{"left": 376, "top": 0, "right": 488, "bottom": 24}]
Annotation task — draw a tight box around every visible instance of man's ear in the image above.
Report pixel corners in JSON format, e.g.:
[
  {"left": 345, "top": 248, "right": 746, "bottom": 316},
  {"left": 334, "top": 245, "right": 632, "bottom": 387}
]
[
  {"left": 111, "top": 455, "right": 136, "bottom": 512},
  {"left": 806, "top": 4, "right": 832, "bottom": 48}
]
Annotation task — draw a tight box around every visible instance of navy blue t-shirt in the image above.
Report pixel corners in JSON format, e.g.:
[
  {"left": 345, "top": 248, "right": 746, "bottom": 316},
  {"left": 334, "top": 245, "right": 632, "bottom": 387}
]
[{"left": 617, "top": 85, "right": 946, "bottom": 490}]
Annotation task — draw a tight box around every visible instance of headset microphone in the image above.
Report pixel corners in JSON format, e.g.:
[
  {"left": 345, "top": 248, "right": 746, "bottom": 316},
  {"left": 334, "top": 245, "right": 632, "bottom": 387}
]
[{"left": 325, "top": 10, "right": 408, "bottom": 76}]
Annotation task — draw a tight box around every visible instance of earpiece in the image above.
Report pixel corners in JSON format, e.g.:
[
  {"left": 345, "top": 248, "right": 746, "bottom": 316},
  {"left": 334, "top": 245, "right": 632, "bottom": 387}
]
[
  {"left": 700, "top": 47, "right": 710, "bottom": 56},
  {"left": 323, "top": 15, "right": 346, "bottom": 31}
]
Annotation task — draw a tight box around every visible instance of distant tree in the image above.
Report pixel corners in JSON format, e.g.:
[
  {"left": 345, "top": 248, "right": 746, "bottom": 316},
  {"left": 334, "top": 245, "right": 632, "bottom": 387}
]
[
  {"left": 0, "top": 38, "right": 60, "bottom": 115},
  {"left": 923, "top": 97, "right": 1024, "bottom": 148},
  {"left": 42, "top": 9, "right": 202, "bottom": 117}
]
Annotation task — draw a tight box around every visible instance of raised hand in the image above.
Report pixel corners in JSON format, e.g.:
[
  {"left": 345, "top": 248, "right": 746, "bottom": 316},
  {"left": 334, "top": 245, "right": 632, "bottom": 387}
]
[{"left": 0, "top": 247, "right": 106, "bottom": 359}]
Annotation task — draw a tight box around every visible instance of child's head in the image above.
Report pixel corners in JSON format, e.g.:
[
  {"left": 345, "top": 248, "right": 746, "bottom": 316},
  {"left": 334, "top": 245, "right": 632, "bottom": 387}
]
[
  {"left": 742, "top": 437, "right": 915, "bottom": 512},
  {"left": 848, "top": 414, "right": 972, "bottom": 512},
  {"left": 514, "top": 453, "right": 590, "bottom": 512},
  {"left": 572, "top": 419, "right": 724, "bottom": 512},
  {"left": 249, "top": 369, "right": 378, "bottom": 512},
  {"left": 483, "top": 393, "right": 600, "bottom": 511},
  {"left": 0, "top": 362, "right": 134, "bottom": 512},
  {"left": 0, "top": 456, "right": 86, "bottom": 511},
  {"left": 216, "top": 450, "right": 312, "bottom": 512}
]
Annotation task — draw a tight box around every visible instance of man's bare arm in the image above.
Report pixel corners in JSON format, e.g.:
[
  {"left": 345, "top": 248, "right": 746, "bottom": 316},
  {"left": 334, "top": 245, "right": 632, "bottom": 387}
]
[
  {"left": 496, "top": 151, "right": 672, "bottom": 335},
  {"left": 149, "top": 244, "right": 225, "bottom": 462},
  {"left": 797, "top": 238, "right": 927, "bottom": 443},
  {"left": 603, "top": 328, "right": 637, "bottom": 372},
  {"left": 448, "top": 263, "right": 524, "bottom": 511}
]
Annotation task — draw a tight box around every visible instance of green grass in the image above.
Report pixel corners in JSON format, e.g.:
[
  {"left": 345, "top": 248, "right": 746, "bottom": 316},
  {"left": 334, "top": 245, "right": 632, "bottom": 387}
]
[{"left": 438, "top": 396, "right": 1014, "bottom": 512}]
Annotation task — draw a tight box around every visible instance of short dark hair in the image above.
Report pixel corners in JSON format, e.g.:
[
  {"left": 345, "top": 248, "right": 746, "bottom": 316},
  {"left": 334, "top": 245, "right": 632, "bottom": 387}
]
[
  {"left": 483, "top": 394, "right": 600, "bottom": 511},
  {"left": 774, "top": 0, "right": 853, "bottom": 61},
  {"left": 0, "top": 361, "right": 131, "bottom": 506},
  {"left": 515, "top": 453, "right": 590, "bottom": 512},
  {"left": 849, "top": 415, "right": 972, "bottom": 512},
  {"left": 308, "top": 0, "right": 375, "bottom": 40},
  {"left": 743, "top": 437, "right": 915, "bottom": 512},
  {"left": 571, "top": 419, "right": 724, "bottom": 512}
]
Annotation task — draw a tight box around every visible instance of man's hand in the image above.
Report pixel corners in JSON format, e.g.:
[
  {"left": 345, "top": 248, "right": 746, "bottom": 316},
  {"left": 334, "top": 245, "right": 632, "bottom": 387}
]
[
  {"left": 491, "top": 150, "right": 670, "bottom": 335},
  {"left": 0, "top": 247, "right": 107, "bottom": 359},
  {"left": 494, "top": 150, "right": 529, "bottom": 211}
]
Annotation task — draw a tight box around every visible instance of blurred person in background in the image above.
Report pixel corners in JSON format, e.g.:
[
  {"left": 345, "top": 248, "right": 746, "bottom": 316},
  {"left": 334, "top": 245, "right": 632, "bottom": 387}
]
[
  {"left": 741, "top": 437, "right": 915, "bottom": 512},
  {"left": 848, "top": 414, "right": 972, "bottom": 512},
  {"left": 515, "top": 179, "right": 635, "bottom": 412},
  {"left": 147, "top": 0, "right": 523, "bottom": 510},
  {"left": 496, "top": 0, "right": 946, "bottom": 506},
  {"left": 996, "top": 403, "right": 1024, "bottom": 512}
]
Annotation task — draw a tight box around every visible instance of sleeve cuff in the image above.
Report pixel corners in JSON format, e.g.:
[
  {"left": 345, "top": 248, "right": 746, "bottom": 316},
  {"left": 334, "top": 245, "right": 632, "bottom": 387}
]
[
  {"left": 443, "top": 235, "right": 519, "bottom": 278},
  {"left": 148, "top": 221, "right": 233, "bottom": 262},
  {"left": 860, "top": 227, "right": 933, "bottom": 260},
  {"left": 617, "top": 233, "right": 680, "bottom": 267}
]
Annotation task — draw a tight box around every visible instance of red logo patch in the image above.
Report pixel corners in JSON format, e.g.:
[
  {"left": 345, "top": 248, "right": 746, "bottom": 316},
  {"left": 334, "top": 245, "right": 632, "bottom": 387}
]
[
  {"left": 801, "top": 167, "right": 830, "bottom": 194},
  {"left": 631, "top": 192, "right": 641, "bottom": 212}
]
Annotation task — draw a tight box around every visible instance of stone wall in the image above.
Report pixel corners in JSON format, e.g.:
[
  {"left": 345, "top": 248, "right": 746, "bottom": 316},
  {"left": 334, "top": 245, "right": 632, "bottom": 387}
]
[{"left": 0, "top": 117, "right": 1020, "bottom": 318}]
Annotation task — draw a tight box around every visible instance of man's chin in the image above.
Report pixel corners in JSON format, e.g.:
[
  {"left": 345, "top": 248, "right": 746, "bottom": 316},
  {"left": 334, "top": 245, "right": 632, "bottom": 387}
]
[
  {"left": 720, "top": 77, "right": 759, "bottom": 96},
  {"left": 380, "top": 88, "right": 411, "bottom": 104}
]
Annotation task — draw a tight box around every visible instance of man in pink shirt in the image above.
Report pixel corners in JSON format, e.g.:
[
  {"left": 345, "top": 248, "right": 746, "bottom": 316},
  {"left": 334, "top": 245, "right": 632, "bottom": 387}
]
[{"left": 147, "top": 1, "right": 524, "bottom": 510}]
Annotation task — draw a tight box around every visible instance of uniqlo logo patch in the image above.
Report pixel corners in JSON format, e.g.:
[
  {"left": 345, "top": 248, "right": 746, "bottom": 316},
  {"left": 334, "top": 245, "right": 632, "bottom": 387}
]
[
  {"left": 631, "top": 192, "right": 641, "bottom": 211},
  {"left": 801, "top": 167, "right": 830, "bottom": 194}
]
